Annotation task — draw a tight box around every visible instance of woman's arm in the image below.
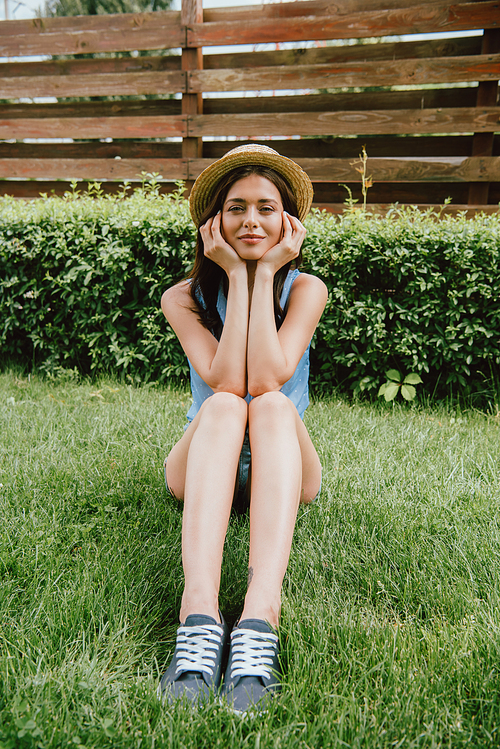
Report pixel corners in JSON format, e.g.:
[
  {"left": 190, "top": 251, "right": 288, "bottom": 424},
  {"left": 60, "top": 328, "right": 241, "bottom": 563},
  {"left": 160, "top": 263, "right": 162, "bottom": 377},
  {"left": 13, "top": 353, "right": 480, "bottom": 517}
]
[
  {"left": 161, "top": 215, "right": 250, "bottom": 397},
  {"left": 246, "top": 214, "right": 328, "bottom": 397}
]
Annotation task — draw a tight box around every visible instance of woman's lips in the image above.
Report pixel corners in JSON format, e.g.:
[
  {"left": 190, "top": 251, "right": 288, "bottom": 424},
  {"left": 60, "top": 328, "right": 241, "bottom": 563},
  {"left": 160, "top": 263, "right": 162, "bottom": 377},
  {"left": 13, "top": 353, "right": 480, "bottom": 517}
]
[{"left": 238, "top": 235, "right": 265, "bottom": 244}]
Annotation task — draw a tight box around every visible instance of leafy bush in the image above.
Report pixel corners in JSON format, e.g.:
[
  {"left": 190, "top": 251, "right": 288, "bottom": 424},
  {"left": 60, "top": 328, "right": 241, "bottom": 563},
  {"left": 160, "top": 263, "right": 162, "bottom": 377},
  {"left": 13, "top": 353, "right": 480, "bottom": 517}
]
[
  {"left": 305, "top": 206, "right": 500, "bottom": 402},
  {"left": 1, "top": 186, "right": 499, "bottom": 402},
  {"left": 0, "top": 181, "right": 194, "bottom": 384}
]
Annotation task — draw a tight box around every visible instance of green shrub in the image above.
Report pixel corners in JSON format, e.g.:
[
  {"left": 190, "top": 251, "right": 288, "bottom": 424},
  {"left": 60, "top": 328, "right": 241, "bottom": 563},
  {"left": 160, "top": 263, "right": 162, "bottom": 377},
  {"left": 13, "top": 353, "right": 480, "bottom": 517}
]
[
  {"left": 304, "top": 206, "right": 500, "bottom": 402},
  {"left": 1, "top": 186, "right": 499, "bottom": 402},
  {"left": 0, "top": 182, "right": 194, "bottom": 384}
]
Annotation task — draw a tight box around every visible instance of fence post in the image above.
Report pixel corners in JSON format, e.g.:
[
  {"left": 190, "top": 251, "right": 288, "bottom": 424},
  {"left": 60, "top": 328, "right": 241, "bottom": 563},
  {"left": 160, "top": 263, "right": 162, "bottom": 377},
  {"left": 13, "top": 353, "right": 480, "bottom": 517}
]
[
  {"left": 181, "top": 0, "right": 203, "bottom": 195},
  {"left": 468, "top": 28, "right": 500, "bottom": 206}
]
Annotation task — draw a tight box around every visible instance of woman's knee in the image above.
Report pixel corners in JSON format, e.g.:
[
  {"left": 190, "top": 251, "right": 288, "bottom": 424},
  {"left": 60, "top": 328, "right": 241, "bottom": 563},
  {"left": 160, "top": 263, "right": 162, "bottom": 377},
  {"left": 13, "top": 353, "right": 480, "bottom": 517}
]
[
  {"left": 200, "top": 391, "right": 248, "bottom": 423},
  {"left": 249, "top": 390, "right": 295, "bottom": 425}
]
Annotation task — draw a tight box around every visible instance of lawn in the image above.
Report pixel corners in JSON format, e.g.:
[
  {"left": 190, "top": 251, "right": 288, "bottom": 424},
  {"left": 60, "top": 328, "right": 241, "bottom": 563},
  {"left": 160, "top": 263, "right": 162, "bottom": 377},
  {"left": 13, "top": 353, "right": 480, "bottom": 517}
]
[{"left": 1, "top": 370, "right": 499, "bottom": 748}]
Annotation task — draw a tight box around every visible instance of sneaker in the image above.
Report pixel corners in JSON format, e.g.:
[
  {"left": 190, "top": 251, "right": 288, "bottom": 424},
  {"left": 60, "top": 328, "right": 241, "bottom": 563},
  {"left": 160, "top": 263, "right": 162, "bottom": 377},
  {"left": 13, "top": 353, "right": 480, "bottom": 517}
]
[
  {"left": 221, "top": 618, "right": 281, "bottom": 714},
  {"left": 157, "top": 613, "right": 229, "bottom": 706}
]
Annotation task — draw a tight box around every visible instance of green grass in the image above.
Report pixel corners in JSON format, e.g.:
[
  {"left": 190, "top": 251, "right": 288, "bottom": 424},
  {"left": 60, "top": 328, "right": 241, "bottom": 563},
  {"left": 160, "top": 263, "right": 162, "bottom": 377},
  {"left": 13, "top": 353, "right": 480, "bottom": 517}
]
[{"left": 1, "top": 370, "right": 499, "bottom": 748}]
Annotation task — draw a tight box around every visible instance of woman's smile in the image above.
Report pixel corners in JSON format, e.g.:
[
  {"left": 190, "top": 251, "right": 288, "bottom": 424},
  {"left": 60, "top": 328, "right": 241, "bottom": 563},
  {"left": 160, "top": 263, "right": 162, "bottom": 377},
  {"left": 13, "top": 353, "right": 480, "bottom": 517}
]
[{"left": 222, "top": 174, "right": 283, "bottom": 259}]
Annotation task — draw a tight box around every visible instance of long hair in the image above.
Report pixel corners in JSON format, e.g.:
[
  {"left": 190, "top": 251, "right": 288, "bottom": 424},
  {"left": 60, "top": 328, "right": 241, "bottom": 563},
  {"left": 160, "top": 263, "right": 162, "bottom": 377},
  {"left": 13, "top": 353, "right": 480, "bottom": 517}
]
[{"left": 188, "top": 165, "right": 301, "bottom": 338}]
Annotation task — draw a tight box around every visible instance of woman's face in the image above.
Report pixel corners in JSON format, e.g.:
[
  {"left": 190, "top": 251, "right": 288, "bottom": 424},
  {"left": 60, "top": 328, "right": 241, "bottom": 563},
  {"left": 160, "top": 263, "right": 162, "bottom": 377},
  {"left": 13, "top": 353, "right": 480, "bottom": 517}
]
[{"left": 221, "top": 174, "right": 284, "bottom": 260}]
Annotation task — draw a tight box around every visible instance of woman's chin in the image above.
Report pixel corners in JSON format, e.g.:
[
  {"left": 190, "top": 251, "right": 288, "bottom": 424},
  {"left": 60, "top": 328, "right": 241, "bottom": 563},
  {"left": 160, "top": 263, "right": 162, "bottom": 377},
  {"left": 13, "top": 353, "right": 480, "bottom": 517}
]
[{"left": 234, "top": 246, "right": 269, "bottom": 262}]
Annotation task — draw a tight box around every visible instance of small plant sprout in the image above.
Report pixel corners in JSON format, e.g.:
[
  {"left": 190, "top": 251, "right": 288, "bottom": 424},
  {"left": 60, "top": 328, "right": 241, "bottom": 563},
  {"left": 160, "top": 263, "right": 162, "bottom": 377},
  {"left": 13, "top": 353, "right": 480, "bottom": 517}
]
[
  {"left": 350, "top": 145, "right": 373, "bottom": 210},
  {"left": 378, "top": 369, "right": 423, "bottom": 402}
]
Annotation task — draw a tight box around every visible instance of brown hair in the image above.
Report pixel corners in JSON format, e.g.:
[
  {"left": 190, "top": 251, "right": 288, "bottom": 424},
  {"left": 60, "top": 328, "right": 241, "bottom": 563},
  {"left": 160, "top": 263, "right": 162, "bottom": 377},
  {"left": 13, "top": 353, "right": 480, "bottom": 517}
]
[{"left": 187, "top": 165, "right": 301, "bottom": 337}]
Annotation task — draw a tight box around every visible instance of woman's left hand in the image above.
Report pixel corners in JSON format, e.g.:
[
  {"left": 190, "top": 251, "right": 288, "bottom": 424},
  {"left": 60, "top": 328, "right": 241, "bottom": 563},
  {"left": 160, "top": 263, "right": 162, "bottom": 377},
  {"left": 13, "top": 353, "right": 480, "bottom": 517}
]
[{"left": 257, "top": 212, "right": 306, "bottom": 274}]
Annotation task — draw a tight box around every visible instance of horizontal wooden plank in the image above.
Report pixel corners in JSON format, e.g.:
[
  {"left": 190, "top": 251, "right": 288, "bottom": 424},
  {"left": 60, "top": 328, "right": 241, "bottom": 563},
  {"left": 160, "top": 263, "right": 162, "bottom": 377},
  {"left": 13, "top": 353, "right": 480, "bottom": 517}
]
[
  {"left": 190, "top": 54, "right": 500, "bottom": 94},
  {"left": 0, "top": 71, "right": 185, "bottom": 99},
  {"left": 4, "top": 154, "right": 497, "bottom": 184},
  {"left": 203, "top": 135, "right": 493, "bottom": 158},
  {"left": 0, "top": 12, "right": 184, "bottom": 57},
  {"left": 203, "top": 0, "right": 442, "bottom": 24},
  {"left": 0, "top": 9, "right": 180, "bottom": 35},
  {"left": 5, "top": 108, "right": 497, "bottom": 140},
  {"left": 188, "top": 108, "right": 500, "bottom": 137},
  {"left": 188, "top": 156, "right": 500, "bottom": 182},
  {"left": 189, "top": 2, "right": 500, "bottom": 46},
  {"left": 0, "top": 142, "right": 183, "bottom": 158},
  {"left": 0, "top": 100, "right": 182, "bottom": 119},
  {"left": 0, "top": 116, "right": 187, "bottom": 140},
  {"left": 0, "top": 158, "right": 187, "bottom": 180},
  {"left": 203, "top": 35, "right": 481, "bottom": 70},
  {"left": 3, "top": 73, "right": 185, "bottom": 100},
  {"left": 0, "top": 180, "right": 181, "bottom": 197},
  {"left": 203, "top": 88, "right": 480, "bottom": 115},
  {"left": 2, "top": 134, "right": 497, "bottom": 160},
  {"left": 0, "top": 55, "right": 181, "bottom": 79},
  {"left": 315, "top": 202, "right": 500, "bottom": 215},
  {"left": 313, "top": 180, "right": 471, "bottom": 202}
]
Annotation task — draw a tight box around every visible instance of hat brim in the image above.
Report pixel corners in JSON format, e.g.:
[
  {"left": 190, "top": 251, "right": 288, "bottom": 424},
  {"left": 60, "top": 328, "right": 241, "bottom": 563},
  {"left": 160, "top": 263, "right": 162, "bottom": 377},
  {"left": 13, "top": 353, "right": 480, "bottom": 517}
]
[{"left": 189, "top": 144, "right": 313, "bottom": 226}]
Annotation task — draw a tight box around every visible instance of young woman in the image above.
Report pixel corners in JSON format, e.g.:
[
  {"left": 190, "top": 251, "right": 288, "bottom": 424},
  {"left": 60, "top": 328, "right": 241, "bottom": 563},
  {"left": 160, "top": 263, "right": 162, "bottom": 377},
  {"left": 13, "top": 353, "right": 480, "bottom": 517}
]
[{"left": 158, "top": 144, "right": 328, "bottom": 713}]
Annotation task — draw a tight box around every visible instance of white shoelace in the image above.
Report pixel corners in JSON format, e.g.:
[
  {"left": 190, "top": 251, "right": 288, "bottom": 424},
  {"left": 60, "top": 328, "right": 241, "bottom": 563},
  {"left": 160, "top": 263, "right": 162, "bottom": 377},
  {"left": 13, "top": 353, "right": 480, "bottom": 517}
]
[
  {"left": 175, "top": 623, "right": 223, "bottom": 677},
  {"left": 229, "top": 628, "right": 279, "bottom": 680}
]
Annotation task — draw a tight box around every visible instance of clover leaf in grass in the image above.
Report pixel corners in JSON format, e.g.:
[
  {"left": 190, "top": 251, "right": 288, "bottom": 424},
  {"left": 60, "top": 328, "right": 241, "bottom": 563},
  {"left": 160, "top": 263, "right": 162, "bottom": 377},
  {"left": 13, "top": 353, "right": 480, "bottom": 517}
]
[{"left": 378, "top": 369, "right": 423, "bottom": 402}]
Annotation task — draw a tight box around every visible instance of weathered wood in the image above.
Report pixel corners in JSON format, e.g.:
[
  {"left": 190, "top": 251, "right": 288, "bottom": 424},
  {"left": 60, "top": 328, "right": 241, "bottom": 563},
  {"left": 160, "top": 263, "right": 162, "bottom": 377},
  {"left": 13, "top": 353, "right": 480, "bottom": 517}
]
[
  {"left": 202, "top": 135, "right": 485, "bottom": 159},
  {"left": 188, "top": 108, "right": 500, "bottom": 138},
  {"left": 1, "top": 135, "right": 492, "bottom": 160},
  {"left": 0, "top": 158, "right": 187, "bottom": 180},
  {"left": 0, "top": 141, "right": 182, "bottom": 158},
  {"left": 313, "top": 181, "right": 469, "bottom": 203},
  {"left": 0, "top": 116, "right": 187, "bottom": 140},
  {"left": 314, "top": 202, "right": 500, "bottom": 216},
  {"left": 0, "top": 9, "right": 180, "bottom": 35},
  {"left": 202, "top": 0, "right": 463, "bottom": 24},
  {"left": 0, "top": 100, "right": 182, "bottom": 118},
  {"left": 0, "top": 55, "right": 182, "bottom": 78},
  {"left": 0, "top": 180, "right": 179, "bottom": 197},
  {"left": 181, "top": 0, "right": 203, "bottom": 175},
  {"left": 189, "top": 2, "right": 500, "bottom": 47},
  {"left": 203, "top": 35, "right": 481, "bottom": 70},
  {"left": 469, "top": 28, "right": 500, "bottom": 204},
  {"left": 203, "top": 88, "right": 478, "bottom": 115},
  {"left": 189, "top": 54, "right": 500, "bottom": 94},
  {"left": 0, "top": 87, "right": 475, "bottom": 119},
  {"left": 0, "top": 71, "right": 186, "bottom": 98},
  {"left": 0, "top": 12, "right": 184, "bottom": 57},
  {"left": 187, "top": 156, "right": 500, "bottom": 182}
]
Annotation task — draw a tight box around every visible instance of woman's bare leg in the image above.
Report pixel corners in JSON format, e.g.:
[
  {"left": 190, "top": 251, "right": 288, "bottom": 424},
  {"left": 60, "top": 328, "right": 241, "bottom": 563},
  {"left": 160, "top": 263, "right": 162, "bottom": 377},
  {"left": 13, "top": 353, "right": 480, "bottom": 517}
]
[
  {"left": 165, "top": 392, "right": 248, "bottom": 622},
  {"left": 241, "top": 391, "right": 322, "bottom": 628}
]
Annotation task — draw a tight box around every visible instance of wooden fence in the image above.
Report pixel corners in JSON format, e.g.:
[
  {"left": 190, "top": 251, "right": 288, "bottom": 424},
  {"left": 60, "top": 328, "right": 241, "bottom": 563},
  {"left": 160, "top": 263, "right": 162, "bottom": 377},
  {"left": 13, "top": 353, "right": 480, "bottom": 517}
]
[{"left": 0, "top": 0, "right": 499, "bottom": 214}]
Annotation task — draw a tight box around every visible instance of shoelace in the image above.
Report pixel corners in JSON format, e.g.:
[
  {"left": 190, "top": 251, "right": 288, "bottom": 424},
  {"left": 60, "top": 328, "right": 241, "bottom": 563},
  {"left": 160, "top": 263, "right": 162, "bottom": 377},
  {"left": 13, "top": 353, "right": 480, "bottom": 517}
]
[
  {"left": 229, "top": 628, "right": 279, "bottom": 679},
  {"left": 175, "top": 623, "right": 223, "bottom": 677}
]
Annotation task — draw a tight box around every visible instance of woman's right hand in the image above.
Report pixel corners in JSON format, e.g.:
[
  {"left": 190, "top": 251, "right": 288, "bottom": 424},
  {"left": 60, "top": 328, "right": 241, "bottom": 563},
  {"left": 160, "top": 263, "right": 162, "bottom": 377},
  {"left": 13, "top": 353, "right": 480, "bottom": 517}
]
[{"left": 200, "top": 212, "right": 246, "bottom": 276}]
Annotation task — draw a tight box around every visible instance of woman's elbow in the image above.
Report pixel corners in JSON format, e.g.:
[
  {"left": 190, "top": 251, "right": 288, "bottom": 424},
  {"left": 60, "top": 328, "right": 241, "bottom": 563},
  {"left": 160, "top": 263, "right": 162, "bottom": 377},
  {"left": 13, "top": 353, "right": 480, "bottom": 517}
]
[{"left": 247, "top": 378, "right": 283, "bottom": 398}]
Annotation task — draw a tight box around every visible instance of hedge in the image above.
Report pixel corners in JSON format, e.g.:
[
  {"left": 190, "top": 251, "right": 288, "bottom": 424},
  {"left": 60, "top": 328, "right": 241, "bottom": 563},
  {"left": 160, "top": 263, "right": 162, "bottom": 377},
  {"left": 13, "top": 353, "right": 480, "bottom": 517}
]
[{"left": 1, "top": 182, "right": 499, "bottom": 402}]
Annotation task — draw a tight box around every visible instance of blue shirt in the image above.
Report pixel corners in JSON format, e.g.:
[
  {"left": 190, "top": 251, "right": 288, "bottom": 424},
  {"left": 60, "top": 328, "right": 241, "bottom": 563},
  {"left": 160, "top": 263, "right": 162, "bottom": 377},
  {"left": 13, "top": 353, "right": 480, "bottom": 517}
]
[{"left": 186, "top": 269, "right": 310, "bottom": 424}]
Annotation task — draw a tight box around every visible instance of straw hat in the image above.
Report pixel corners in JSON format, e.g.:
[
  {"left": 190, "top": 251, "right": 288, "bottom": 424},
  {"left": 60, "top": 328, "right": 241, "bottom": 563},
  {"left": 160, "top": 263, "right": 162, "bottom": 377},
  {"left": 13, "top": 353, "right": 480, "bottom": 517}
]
[{"left": 189, "top": 144, "right": 313, "bottom": 226}]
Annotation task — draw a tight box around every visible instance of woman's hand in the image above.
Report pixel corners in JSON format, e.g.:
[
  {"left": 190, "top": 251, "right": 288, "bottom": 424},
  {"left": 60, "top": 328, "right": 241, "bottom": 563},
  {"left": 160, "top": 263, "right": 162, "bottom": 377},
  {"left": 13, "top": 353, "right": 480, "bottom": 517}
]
[
  {"left": 200, "top": 212, "right": 246, "bottom": 276},
  {"left": 257, "top": 212, "right": 306, "bottom": 275}
]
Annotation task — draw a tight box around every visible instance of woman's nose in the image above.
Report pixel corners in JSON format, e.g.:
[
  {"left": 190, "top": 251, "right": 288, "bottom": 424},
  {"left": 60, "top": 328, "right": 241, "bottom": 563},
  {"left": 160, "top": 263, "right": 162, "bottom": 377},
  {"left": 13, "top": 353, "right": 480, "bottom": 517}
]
[{"left": 243, "top": 207, "right": 259, "bottom": 226}]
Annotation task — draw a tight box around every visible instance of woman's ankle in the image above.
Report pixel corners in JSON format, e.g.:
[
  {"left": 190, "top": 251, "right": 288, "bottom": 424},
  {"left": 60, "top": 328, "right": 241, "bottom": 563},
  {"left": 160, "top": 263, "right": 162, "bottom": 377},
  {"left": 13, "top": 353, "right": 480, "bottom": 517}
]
[
  {"left": 239, "top": 600, "right": 281, "bottom": 629},
  {"left": 180, "top": 591, "right": 220, "bottom": 624}
]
